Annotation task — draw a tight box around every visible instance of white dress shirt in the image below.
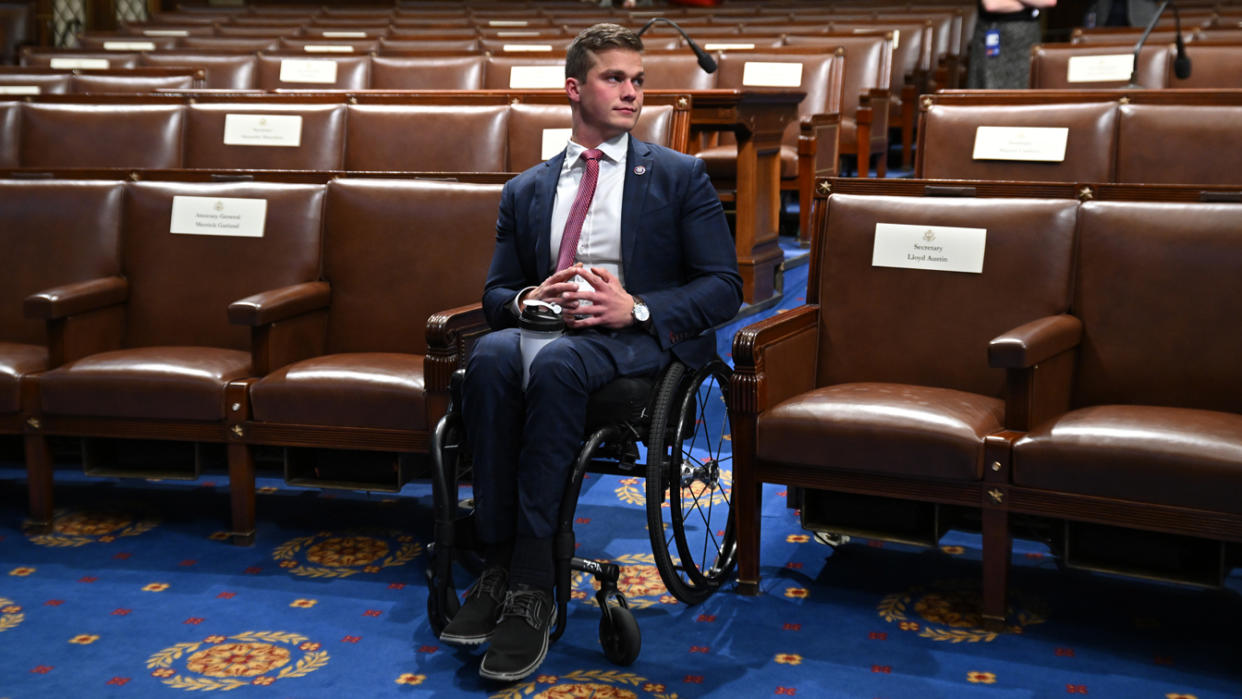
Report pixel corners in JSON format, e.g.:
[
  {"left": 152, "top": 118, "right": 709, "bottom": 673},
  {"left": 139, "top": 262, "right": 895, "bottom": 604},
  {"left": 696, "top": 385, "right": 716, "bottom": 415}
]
[{"left": 549, "top": 132, "right": 629, "bottom": 286}]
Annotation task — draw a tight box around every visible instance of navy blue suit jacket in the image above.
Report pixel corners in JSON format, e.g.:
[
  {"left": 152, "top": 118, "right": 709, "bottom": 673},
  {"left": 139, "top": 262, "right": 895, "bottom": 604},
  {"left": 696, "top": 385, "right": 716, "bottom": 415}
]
[{"left": 481, "top": 136, "right": 742, "bottom": 369}]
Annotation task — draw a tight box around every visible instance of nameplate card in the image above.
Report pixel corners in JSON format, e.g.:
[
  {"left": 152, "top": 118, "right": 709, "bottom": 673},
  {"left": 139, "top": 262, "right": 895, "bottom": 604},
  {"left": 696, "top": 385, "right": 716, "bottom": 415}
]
[
  {"left": 972, "top": 126, "right": 1068, "bottom": 162},
  {"left": 0, "top": 85, "right": 39, "bottom": 95},
  {"left": 742, "top": 61, "right": 803, "bottom": 88},
  {"left": 541, "top": 128, "right": 572, "bottom": 160},
  {"left": 1066, "top": 54, "right": 1133, "bottom": 83},
  {"left": 144, "top": 29, "right": 189, "bottom": 37},
  {"left": 503, "top": 44, "right": 553, "bottom": 52},
  {"left": 103, "top": 41, "right": 155, "bottom": 51},
  {"left": 170, "top": 196, "right": 267, "bottom": 238},
  {"left": 50, "top": 58, "right": 109, "bottom": 69},
  {"left": 704, "top": 42, "right": 755, "bottom": 50},
  {"left": 489, "top": 20, "right": 529, "bottom": 27},
  {"left": 278, "top": 58, "right": 338, "bottom": 84},
  {"left": 872, "top": 222, "right": 986, "bottom": 274},
  {"left": 322, "top": 31, "right": 366, "bottom": 38},
  {"left": 223, "top": 114, "right": 303, "bottom": 147},
  {"left": 304, "top": 45, "right": 354, "bottom": 53},
  {"left": 509, "top": 65, "right": 564, "bottom": 88},
  {"left": 497, "top": 31, "right": 539, "bottom": 37}
]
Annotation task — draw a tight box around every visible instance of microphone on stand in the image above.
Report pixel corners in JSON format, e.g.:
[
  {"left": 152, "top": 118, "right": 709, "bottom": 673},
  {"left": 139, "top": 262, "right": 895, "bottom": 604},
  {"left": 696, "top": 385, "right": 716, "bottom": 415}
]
[
  {"left": 1127, "top": 0, "right": 1191, "bottom": 87},
  {"left": 637, "top": 17, "right": 717, "bottom": 74}
]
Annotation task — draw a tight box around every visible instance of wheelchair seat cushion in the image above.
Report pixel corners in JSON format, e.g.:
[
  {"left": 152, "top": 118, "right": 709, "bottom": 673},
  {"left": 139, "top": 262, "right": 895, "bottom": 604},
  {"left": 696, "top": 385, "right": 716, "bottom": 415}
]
[{"left": 583, "top": 375, "right": 657, "bottom": 436}]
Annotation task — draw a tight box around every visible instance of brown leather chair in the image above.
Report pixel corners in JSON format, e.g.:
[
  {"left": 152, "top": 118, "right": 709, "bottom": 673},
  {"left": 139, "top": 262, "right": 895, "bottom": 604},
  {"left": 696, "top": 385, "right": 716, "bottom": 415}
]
[
  {"left": 639, "top": 49, "right": 719, "bottom": 91},
  {"left": 0, "top": 71, "right": 70, "bottom": 94},
  {"left": 695, "top": 49, "right": 846, "bottom": 240},
  {"left": 1006, "top": 200, "right": 1242, "bottom": 586},
  {"left": 18, "top": 102, "right": 185, "bottom": 169},
  {"left": 1, "top": 180, "right": 124, "bottom": 443},
  {"left": 20, "top": 50, "right": 142, "bottom": 69},
  {"left": 278, "top": 37, "right": 382, "bottom": 53},
  {"left": 483, "top": 54, "right": 565, "bottom": 89},
  {"left": 1029, "top": 42, "right": 1171, "bottom": 89},
  {"left": 234, "top": 178, "right": 501, "bottom": 510},
  {"left": 369, "top": 54, "right": 486, "bottom": 90},
  {"left": 1168, "top": 42, "right": 1242, "bottom": 88},
  {"left": 70, "top": 72, "right": 198, "bottom": 93},
  {"left": 0, "top": 101, "right": 15, "bottom": 166},
  {"left": 1116, "top": 102, "right": 1242, "bottom": 184},
  {"left": 479, "top": 38, "right": 575, "bottom": 55},
  {"left": 184, "top": 102, "right": 348, "bottom": 171},
  {"left": 74, "top": 33, "right": 180, "bottom": 51},
  {"left": 506, "top": 101, "right": 680, "bottom": 171},
  {"left": 23, "top": 181, "right": 327, "bottom": 545},
  {"left": 141, "top": 52, "right": 261, "bottom": 89},
  {"left": 917, "top": 97, "right": 1118, "bottom": 182},
  {"left": 256, "top": 52, "right": 371, "bottom": 90},
  {"left": 345, "top": 102, "right": 509, "bottom": 171},
  {"left": 731, "top": 184, "right": 1079, "bottom": 623},
  {"left": 378, "top": 38, "right": 482, "bottom": 52}
]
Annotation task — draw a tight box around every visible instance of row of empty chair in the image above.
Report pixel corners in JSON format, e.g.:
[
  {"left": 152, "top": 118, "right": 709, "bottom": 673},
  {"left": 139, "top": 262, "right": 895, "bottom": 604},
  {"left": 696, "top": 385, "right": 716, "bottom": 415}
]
[
  {"left": 731, "top": 177, "right": 1242, "bottom": 622},
  {"left": 1029, "top": 40, "right": 1242, "bottom": 90},
  {"left": 916, "top": 89, "right": 1242, "bottom": 185}
]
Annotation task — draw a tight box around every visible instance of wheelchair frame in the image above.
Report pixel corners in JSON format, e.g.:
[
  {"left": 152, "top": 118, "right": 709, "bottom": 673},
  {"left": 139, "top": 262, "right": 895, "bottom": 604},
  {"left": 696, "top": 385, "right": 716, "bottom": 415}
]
[{"left": 424, "top": 358, "right": 737, "bottom": 666}]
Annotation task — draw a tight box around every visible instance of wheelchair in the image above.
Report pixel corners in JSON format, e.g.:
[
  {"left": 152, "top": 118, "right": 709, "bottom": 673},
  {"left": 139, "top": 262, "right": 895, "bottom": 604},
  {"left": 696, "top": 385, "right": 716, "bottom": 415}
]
[{"left": 424, "top": 358, "right": 737, "bottom": 666}]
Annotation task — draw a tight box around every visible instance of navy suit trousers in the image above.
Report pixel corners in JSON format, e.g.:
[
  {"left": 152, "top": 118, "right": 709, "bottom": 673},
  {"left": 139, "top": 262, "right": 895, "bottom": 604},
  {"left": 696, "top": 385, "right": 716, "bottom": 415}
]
[{"left": 462, "top": 327, "right": 669, "bottom": 587}]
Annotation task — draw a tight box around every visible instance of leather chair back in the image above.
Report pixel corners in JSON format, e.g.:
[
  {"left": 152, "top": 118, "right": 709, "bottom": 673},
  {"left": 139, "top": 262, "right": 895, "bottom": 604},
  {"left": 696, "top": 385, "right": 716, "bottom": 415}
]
[
  {"left": 484, "top": 55, "right": 564, "bottom": 89},
  {"left": 1029, "top": 43, "right": 1170, "bottom": 89},
  {"left": 918, "top": 100, "right": 1118, "bottom": 182},
  {"left": 185, "top": 102, "right": 347, "bottom": 170},
  {"left": 19, "top": 102, "right": 184, "bottom": 168},
  {"left": 0, "top": 180, "right": 124, "bottom": 344},
  {"left": 1168, "top": 43, "right": 1242, "bottom": 88},
  {"left": 1117, "top": 103, "right": 1242, "bottom": 185},
  {"left": 815, "top": 194, "right": 1078, "bottom": 397},
  {"left": 141, "top": 52, "right": 260, "bottom": 89},
  {"left": 715, "top": 50, "right": 846, "bottom": 148},
  {"left": 345, "top": 103, "right": 509, "bottom": 171},
  {"left": 256, "top": 53, "right": 371, "bottom": 90},
  {"left": 0, "top": 72, "right": 70, "bottom": 94},
  {"left": 21, "top": 50, "right": 142, "bottom": 69},
  {"left": 640, "top": 50, "right": 718, "bottom": 91},
  {"left": 70, "top": 73, "right": 197, "bottom": 93},
  {"left": 1073, "top": 201, "right": 1242, "bottom": 412},
  {"left": 370, "top": 54, "right": 486, "bottom": 89},
  {"left": 121, "top": 181, "right": 325, "bottom": 350},
  {"left": 0, "top": 101, "right": 19, "bottom": 166},
  {"left": 321, "top": 178, "right": 502, "bottom": 354},
  {"left": 506, "top": 103, "right": 676, "bottom": 172}
]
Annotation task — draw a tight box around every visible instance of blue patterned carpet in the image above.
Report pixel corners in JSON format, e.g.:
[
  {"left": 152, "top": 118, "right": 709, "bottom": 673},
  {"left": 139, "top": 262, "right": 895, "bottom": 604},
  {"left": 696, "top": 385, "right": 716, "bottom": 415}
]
[{"left": 1, "top": 252, "right": 1240, "bottom": 698}]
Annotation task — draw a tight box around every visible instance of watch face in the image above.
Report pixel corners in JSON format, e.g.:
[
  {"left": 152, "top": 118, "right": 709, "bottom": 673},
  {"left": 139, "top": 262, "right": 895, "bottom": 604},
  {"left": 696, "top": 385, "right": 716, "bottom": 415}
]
[{"left": 634, "top": 301, "right": 650, "bottom": 322}]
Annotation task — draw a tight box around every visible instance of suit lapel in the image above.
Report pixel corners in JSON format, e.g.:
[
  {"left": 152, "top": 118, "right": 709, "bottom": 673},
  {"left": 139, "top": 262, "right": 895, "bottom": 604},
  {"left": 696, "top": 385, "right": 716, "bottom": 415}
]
[
  {"left": 533, "top": 151, "right": 565, "bottom": 281},
  {"left": 621, "top": 138, "right": 653, "bottom": 271}
]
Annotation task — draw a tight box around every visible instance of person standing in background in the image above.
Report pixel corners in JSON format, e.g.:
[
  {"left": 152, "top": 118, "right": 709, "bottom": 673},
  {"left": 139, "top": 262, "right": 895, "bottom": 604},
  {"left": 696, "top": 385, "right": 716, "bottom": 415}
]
[{"left": 967, "top": 0, "right": 1058, "bottom": 89}]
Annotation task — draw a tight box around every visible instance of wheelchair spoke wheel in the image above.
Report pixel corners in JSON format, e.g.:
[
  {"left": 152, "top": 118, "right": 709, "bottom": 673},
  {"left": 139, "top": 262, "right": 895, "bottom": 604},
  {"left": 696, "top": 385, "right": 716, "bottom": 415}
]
[{"left": 645, "top": 360, "right": 736, "bottom": 605}]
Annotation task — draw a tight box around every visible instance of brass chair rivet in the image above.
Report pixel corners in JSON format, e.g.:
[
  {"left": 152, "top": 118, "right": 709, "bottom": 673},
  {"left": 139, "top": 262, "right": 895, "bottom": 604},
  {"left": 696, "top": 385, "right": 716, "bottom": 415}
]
[
  {"left": 26, "top": 417, "right": 40, "bottom": 430},
  {"left": 816, "top": 181, "right": 831, "bottom": 196},
  {"left": 1078, "top": 186, "right": 1094, "bottom": 201},
  {"left": 991, "top": 460, "right": 1001, "bottom": 472},
  {"left": 231, "top": 402, "right": 241, "bottom": 412},
  {"left": 231, "top": 425, "right": 244, "bottom": 437},
  {"left": 988, "top": 488, "right": 1004, "bottom": 504}
]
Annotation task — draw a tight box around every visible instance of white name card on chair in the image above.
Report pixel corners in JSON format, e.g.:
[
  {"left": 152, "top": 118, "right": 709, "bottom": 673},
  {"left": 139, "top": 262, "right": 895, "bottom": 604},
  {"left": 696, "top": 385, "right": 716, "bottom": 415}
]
[
  {"left": 223, "top": 114, "right": 303, "bottom": 147},
  {"left": 872, "top": 222, "right": 987, "bottom": 274},
  {"left": 497, "top": 31, "right": 539, "bottom": 37},
  {"left": 50, "top": 58, "right": 109, "bottom": 69},
  {"left": 972, "top": 126, "right": 1068, "bottom": 162},
  {"left": 322, "top": 31, "right": 366, "bottom": 38},
  {"left": 103, "top": 41, "right": 155, "bottom": 51},
  {"left": 742, "top": 61, "right": 804, "bottom": 88},
  {"left": 144, "top": 29, "right": 189, "bottom": 37},
  {"left": 279, "top": 59, "right": 338, "bottom": 84},
  {"left": 503, "top": 44, "right": 554, "bottom": 52},
  {"left": 304, "top": 45, "right": 354, "bottom": 53},
  {"left": 170, "top": 196, "right": 267, "bottom": 238},
  {"left": 541, "top": 128, "right": 572, "bottom": 160},
  {"left": 1066, "top": 54, "right": 1133, "bottom": 83},
  {"left": 704, "top": 42, "right": 756, "bottom": 50},
  {"left": 0, "top": 85, "right": 39, "bottom": 95},
  {"left": 509, "top": 65, "right": 564, "bottom": 88},
  {"left": 489, "top": 20, "right": 529, "bottom": 27}
]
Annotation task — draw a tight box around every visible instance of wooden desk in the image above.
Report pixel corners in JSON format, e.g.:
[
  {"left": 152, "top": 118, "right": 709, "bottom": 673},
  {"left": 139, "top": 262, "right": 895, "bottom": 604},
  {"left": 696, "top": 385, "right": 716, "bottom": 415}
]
[{"left": 657, "top": 89, "right": 804, "bottom": 305}]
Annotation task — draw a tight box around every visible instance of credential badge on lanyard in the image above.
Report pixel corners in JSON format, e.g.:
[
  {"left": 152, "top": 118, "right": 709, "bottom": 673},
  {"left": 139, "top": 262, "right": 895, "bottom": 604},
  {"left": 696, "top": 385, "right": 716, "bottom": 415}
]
[{"left": 985, "top": 28, "right": 1001, "bottom": 57}]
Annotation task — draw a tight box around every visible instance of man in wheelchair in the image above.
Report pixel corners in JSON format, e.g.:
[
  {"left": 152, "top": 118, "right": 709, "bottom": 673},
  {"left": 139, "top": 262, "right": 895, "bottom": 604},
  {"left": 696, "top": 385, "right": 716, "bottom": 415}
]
[{"left": 437, "top": 23, "right": 742, "bottom": 682}]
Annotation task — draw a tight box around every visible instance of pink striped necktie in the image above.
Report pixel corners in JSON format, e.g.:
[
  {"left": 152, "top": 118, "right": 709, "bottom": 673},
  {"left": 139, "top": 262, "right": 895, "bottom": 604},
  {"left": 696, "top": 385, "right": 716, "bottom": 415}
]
[{"left": 555, "top": 148, "right": 604, "bottom": 272}]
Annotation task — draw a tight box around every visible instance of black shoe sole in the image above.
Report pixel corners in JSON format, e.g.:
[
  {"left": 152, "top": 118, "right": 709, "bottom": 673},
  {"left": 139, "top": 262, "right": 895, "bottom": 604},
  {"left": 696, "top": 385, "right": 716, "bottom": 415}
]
[
  {"left": 438, "top": 629, "right": 493, "bottom": 647},
  {"left": 477, "top": 607, "right": 556, "bottom": 682}
]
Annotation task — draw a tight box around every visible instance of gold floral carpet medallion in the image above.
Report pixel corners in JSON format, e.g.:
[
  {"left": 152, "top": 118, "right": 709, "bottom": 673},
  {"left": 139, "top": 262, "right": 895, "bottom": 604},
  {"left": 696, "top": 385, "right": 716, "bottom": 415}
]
[
  {"left": 272, "top": 528, "right": 421, "bottom": 578},
  {"left": 0, "top": 597, "right": 24, "bottom": 633},
  {"left": 29, "top": 509, "right": 159, "bottom": 548},
  {"left": 613, "top": 469, "right": 732, "bottom": 509},
  {"left": 878, "top": 578, "right": 1049, "bottom": 642},
  {"left": 571, "top": 553, "right": 679, "bottom": 610},
  {"left": 492, "top": 670, "right": 678, "bottom": 699},
  {"left": 146, "top": 631, "right": 328, "bottom": 691}
]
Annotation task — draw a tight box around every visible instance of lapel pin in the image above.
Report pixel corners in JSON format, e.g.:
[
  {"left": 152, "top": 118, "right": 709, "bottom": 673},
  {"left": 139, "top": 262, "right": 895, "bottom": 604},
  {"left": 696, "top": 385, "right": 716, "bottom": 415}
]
[{"left": 633, "top": 165, "right": 647, "bottom": 175}]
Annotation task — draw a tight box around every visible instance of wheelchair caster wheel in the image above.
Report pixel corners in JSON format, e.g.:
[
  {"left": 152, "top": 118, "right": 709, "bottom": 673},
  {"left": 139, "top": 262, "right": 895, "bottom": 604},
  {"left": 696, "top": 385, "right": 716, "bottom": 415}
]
[{"left": 598, "top": 604, "right": 641, "bottom": 666}]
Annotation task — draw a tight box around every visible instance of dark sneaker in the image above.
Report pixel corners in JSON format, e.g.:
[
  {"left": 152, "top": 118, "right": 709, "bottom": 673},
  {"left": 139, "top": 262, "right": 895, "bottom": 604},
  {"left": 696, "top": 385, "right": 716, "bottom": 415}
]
[
  {"left": 439, "top": 567, "right": 508, "bottom": 646},
  {"left": 478, "top": 585, "right": 556, "bottom": 682}
]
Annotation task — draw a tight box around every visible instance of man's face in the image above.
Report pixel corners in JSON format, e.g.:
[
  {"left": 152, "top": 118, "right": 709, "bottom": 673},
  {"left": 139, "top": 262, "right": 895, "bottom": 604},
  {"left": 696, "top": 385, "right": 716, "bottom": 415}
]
[{"left": 567, "top": 48, "right": 644, "bottom": 145}]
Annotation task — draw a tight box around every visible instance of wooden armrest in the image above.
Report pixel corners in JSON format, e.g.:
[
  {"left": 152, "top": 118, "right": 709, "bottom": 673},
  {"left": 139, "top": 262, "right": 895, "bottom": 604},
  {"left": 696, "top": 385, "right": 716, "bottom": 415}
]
[
  {"left": 995, "top": 315, "right": 1082, "bottom": 432},
  {"left": 730, "top": 304, "right": 820, "bottom": 416},
  {"left": 24, "top": 276, "right": 128, "bottom": 320},
  {"left": 989, "top": 314, "right": 1083, "bottom": 369},
  {"left": 425, "top": 303, "right": 489, "bottom": 394},
  {"left": 228, "top": 281, "right": 331, "bottom": 326}
]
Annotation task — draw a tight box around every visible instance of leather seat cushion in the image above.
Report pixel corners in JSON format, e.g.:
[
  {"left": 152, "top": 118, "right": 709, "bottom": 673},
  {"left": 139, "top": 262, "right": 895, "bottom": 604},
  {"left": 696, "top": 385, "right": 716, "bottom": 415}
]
[
  {"left": 251, "top": 353, "right": 426, "bottom": 431},
  {"left": 757, "top": 382, "right": 1004, "bottom": 481},
  {"left": 38, "top": 346, "right": 251, "bottom": 421},
  {"left": 697, "top": 144, "right": 798, "bottom": 180},
  {"left": 0, "top": 342, "right": 47, "bottom": 413},
  {"left": 1013, "top": 405, "right": 1242, "bottom": 515}
]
